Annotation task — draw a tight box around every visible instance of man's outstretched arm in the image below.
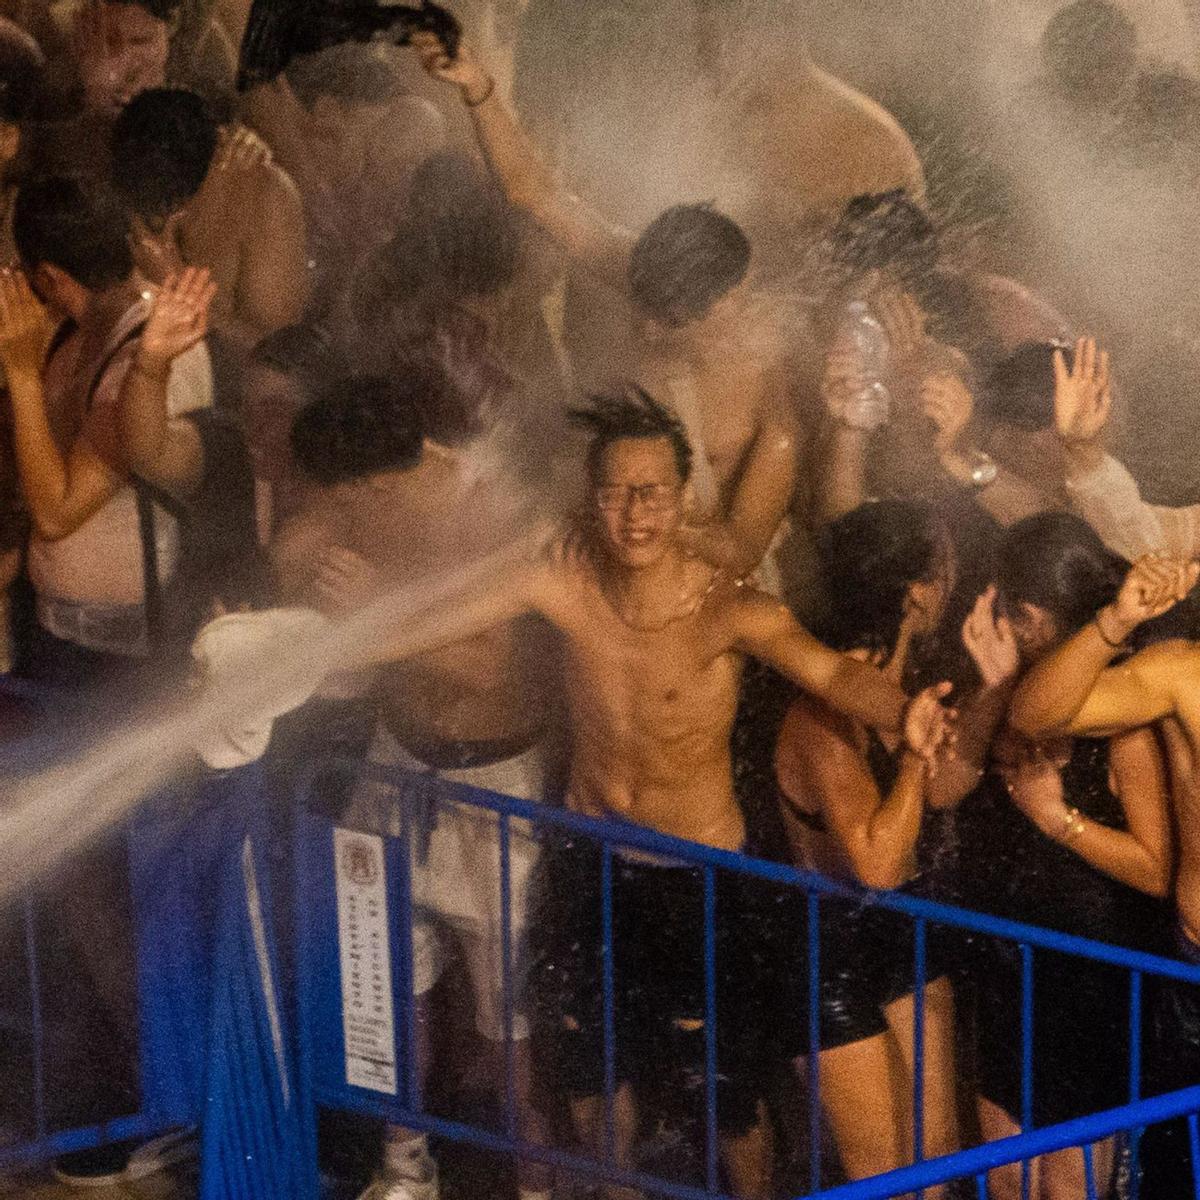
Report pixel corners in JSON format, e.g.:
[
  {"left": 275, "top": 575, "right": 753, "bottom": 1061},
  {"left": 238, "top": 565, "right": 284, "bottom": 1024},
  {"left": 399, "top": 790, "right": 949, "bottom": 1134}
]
[
  {"left": 731, "top": 592, "right": 951, "bottom": 750},
  {"left": 1010, "top": 555, "right": 1199, "bottom": 737},
  {"left": 411, "top": 35, "right": 634, "bottom": 288}
]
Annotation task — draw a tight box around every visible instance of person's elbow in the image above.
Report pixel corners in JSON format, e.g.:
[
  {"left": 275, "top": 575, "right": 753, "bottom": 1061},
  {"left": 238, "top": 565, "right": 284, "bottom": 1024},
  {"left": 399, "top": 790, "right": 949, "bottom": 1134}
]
[
  {"left": 852, "top": 854, "right": 909, "bottom": 892},
  {"left": 1007, "top": 683, "right": 1066, "bottom": 739},
  {"left": 30, "top": 508, "right": 83, "bottom": 542}
]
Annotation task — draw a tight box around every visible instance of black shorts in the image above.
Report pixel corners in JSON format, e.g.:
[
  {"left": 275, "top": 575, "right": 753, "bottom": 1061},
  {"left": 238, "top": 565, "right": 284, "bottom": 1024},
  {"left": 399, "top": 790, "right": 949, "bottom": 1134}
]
[
  {"left": 770, "top": 890, "right": 955, "bottom": 1056},
  {"left": 528, "top": 832, "right": 795, "bottom": 1138}
]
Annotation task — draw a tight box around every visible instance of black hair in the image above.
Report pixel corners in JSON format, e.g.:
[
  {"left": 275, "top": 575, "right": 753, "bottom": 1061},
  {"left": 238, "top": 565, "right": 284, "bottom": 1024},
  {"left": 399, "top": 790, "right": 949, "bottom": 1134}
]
[
  {"left": 284, "top": 45, "right": 405, "bottom": 110},
  {"left": 13, "top": 175, "right": 133, "bottom": 289},
  {"left": 978, "top": 340, "right": 1073, "bottom": 432},
  {"left": 628, "top": 203, "right": 750, "bottom": 328},
  {"left": 1042, "top": 0, "right": 1137, "bottom": 98},
  {"left": 818, "top": 499, "right": 946, "bottom": 657},
  {"left": 406, "top": 152, "right": 522, "bottom": 299},
  {"left": 112, "top": 0, "right": 182, "bottom": 22},
  {"left": 998, "top": 512, "right": 1123, "bottom": 637},
  {"left": 249, "top": 322, "right": 345, "bottom": 393},
  {"left": 569, "top": 384, "right": 693, "bottom": 485},
  {"left": 290, "top": 375, "right": 425, "bottom": 486},
  {"left": 0, "top": 17, "right": 43, "bottom": 126},
  {"left": 110, "top": 88, "right": 218, "bottom": 221},
  {"left": 828, "top": 190, "right": 940, "bottom": 284},
  {"left": 392, "top": 310, "right": 512, "bottom": 448}
]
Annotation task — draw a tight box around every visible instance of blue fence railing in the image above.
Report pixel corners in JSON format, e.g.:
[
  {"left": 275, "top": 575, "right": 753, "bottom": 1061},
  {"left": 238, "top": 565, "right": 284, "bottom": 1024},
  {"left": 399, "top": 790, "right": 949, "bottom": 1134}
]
[
  {"left": 292, "top": 757, "right": 1200, "bottom": 1200},
  {"left": 4, "top": 713, "right": 1200, "bottom": 1199}
]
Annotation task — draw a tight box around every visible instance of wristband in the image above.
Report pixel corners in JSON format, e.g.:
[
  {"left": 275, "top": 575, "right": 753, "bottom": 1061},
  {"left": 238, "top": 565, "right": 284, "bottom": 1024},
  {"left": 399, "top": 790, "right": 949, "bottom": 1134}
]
[{"left": 464, "top": 76, "right": 495, "bottom": 108}]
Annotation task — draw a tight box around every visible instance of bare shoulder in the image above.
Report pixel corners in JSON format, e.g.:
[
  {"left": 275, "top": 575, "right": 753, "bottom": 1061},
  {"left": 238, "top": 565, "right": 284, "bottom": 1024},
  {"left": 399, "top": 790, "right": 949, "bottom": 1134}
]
[
  {"left": 1127, "top": 638, "right": 1200, "bottom": 687},
  {"left": 714, "top": 578, "right": 794, "bottom": 635}
]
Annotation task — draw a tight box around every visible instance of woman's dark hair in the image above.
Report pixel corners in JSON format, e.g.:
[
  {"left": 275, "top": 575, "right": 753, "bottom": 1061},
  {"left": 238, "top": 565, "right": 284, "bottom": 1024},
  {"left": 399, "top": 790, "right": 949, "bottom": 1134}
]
[
  {"left": 978, "top": 340, "right": 1073, "bottom": 432},
  {"left": 628, "top": 203, "right": 750, "bottom": 329},
  {"left": 818, "top": 500, "right": 945, "bottom": 657},
  {"left": 828, "top": 190, "right": 940, "bottom": 285},
  {"left": 569, "top": 384, "right": 693, "bottom": 485},
  {"left": 291, "top": 375, "right": 424, "bottom": 486},
  {"left": 998, "top": 512, "right": 1123, "bottom": 637},
  {"left": 250, "top": 323, "right": 345, "bottom": 393},
  {"left": 13, "top": 175, "right": 133, "bottom": 289},
  {"left": 110, "top": 88, "right": 219, "bottom": 222}
]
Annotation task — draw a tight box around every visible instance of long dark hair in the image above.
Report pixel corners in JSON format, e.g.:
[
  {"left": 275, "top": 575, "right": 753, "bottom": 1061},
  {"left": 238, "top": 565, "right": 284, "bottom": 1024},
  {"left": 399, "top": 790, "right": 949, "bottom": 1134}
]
[
  {"left": 818, "top": 500, "right": 945, "bottom": 658},
  {"left": 998, "top": 512, "right": 1123, "bottom": 637}
]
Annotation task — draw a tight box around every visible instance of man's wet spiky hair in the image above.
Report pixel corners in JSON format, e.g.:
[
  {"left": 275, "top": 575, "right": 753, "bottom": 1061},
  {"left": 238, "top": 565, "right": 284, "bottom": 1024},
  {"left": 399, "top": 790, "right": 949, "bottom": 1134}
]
[{"left": 569, "top": 384, "right": 693, "bottom": 484}]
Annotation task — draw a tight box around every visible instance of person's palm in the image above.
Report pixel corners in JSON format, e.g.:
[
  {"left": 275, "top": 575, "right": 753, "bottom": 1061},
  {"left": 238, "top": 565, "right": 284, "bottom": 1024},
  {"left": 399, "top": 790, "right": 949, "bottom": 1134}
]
[
  {"left": 1054, "top": 335, "right": 1112, "bottom": 446},
  {"left": 1112, "top": 555, "right": 1200, "bottom": 629},
  {"left": 962, "top": 587, "right": 1019, "bottom": 688},
  {"left": 0, "top": 271, "right": 55, "bottom": 378},
  {"left": 903, "top": 682, "right": 954, "bottom": 761},
  {"left": 141, "top": 269, "right": 217, "bottom": 364}
]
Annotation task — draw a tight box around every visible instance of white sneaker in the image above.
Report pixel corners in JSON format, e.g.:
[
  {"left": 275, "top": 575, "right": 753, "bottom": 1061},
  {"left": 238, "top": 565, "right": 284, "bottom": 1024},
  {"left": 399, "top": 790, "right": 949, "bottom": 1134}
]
[
  {"left": 356, "top": 1180, "right": 417, "bottom": 1200},
  {"left": 378, "top": 1143, "right": 439, "bottom": 1200}
]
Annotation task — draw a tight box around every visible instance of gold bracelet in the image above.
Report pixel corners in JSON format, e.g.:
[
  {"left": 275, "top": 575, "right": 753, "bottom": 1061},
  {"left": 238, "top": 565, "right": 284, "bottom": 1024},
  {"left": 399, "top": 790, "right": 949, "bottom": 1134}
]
[
  {"left": 464, "top": 76, "right": 496, "bottom": 108},
  {"left": 1058, "top": 805, "right": 1086, "bottom": 844}
]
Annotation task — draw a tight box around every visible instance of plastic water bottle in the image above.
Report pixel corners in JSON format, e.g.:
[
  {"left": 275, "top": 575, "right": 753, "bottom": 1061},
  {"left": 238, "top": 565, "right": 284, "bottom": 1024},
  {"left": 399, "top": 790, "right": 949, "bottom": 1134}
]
[{"left": 829, "top": 299, "right": 892, "bottom": 431}]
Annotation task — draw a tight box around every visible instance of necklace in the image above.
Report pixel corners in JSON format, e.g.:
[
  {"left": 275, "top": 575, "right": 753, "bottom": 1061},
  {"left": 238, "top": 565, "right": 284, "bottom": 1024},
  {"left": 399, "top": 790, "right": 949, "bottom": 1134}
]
[{"left": 602, "top": 567, "right": 728, "bottom": 633}]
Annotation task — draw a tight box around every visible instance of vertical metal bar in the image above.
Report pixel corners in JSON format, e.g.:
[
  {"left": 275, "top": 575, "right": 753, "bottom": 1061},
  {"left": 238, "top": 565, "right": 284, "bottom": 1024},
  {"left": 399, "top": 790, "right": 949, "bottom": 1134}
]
[
  {"left": 975, "top": 1173, "right": 988, "bottom": 1200},
  {"left": 601, "top": 843, "right": 616, "bottom": 1167},
  {"left": 1020, "top": 942, "right": 1034, "bottom": 1200},
  {"left": 22, "top": 894, "right": 46, "bottom": 1142},
  {"left": 1083, "top": 1141, "right": 1098, "bottom": 1200},
  {"left": 396, "top": 783, "right": 419, "bottom": 1113},
  {"left": 807, "top": 890, "right": 822, "bottom": 1196},
  {"left": 703, "top": 867, "right": 719, "bottom": 1197},
  {"left": 499, "top": 813, "right": 517, "bottom": 1142},
  {"left": 1187, "top": 1111, "right": 1200, "bottom": 1200},
  {"left": 1130, "top": 972, "right": 1144, "bottom": 1200},
  {"left": 913, "top": 917, "right": 928, "bottom": 1177}
]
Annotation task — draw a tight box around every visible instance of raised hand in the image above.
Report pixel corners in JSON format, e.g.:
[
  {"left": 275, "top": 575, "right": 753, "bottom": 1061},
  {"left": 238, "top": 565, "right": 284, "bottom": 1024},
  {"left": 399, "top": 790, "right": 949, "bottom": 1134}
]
[
  {"left": 1103, "top": 553, "right": 1200, "bottom": 640},
  {"left": 140, "top": 268, "right": 217, "bottom": 366},
  {"left": 0, "top": 269, "right": 56, "bottom": 382},
  {"left": 903, "top": 681, "right": 956, "bottom": 762},
  {"left": 920, "top": 371, "right": 974, "bottom": 455},
  {"left": 1054, "top": 336, "right": 1111, "bottom": 448},
  {"left": 410, "top": 31, "right": 491, "bottom": 102},
  {"left": 132, "top": 212, "right": 187, "bottom": 285},
  {"left": 962, "top": 585, "right": 1019, "bottom": 688},
  {"left": 821, "top": 348, "right": 889, "bottom": 431},
  {"left": 216, "top": 124, "right": 273, "bottom": 172},
  {"left": 873, "top": 286, "right": 927, "bottom": 368}
]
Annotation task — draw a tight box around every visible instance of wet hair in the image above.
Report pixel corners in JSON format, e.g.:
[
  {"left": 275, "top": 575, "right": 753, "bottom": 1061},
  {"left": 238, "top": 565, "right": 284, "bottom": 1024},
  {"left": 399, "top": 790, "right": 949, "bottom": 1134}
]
[
  {"left": 1041, "top": 0, "right": 1137, "bottom": 99},
  {"left": 284, "top": 45, "right": 405, "bottom": 110},
  {"left": 828, "top": 190, "right": 940, "bottom": 284},
  {"left": 109, "top": 0, "right": 182, "bottom": 21},
  {"left": 998, "top": 512, "right": 1123, "bottom": 637},
  {"left": 110, "top": 89, "right": 219, "bottom": 221},
  {"left": 818, "top": 500, "right": 945, "bottom": 657},
  {"left": 405, "top": 153, "right": 523, "bottom": 298},
  {"left": 290, "top": 375, "right": 425, "bottom": 486},
  {"left": 248, "top": 323, "right": 346, "bottom": 401},
  {"left": 569, "top": 384, "right": 693, "bottom": 485},
  {"left": 977, "top": 340, "right": 1073, "bottom": 432},
  {"left": 628, "top": 203, "right": 750, "bottom": 328},
  {"left": 392, "top": 310, "right": 512, "bottom": 448},
  {"left": 13, "top": 175, "right": 133, "bottom": 289},
  {"left": 0, "top": 17, "right": 44, "bottom": 126}
]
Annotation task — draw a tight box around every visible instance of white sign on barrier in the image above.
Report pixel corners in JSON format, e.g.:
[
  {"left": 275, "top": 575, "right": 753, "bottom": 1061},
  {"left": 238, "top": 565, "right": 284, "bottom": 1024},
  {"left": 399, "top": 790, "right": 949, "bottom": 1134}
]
[{"left": 333, "top": 828, "right": 397, "bottom": 1094}]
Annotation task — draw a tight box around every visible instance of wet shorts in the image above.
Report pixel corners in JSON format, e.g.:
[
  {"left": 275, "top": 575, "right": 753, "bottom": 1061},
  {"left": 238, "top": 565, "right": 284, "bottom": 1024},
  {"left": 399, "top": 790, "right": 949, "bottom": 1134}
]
[{"left": 528, "top": 832, "right": 794, "bottom": 1139}]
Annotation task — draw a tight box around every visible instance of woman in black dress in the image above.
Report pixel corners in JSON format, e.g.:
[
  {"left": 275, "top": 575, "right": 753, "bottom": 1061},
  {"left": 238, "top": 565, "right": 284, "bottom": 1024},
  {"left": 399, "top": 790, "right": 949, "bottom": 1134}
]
[{"left": 964, "top": 512, "right": 1174, "bottom": 1200}]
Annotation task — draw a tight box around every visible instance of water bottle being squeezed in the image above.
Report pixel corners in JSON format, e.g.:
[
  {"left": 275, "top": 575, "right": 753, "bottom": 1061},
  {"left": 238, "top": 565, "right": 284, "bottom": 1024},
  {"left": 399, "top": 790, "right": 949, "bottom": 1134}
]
[{"left": 828, "top": 299, "right": 892, "bottom": 431}]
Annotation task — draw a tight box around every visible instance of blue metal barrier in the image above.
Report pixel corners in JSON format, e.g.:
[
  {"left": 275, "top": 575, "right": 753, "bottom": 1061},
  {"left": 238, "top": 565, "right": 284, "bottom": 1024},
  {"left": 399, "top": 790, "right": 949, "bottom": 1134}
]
[
  {"left": 0, "top": 679, "right": 312, "bottom": 1196},
  {"left": 293, "top": 757, "right": 1200, "bottom": 1200}
]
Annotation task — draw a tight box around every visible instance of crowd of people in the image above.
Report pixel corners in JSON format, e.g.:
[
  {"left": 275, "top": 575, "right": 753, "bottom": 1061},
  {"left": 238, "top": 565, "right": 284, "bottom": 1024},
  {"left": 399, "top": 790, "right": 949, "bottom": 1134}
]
[{"left": 3, "top": 1, "right": 1200, "bottom": 1198}]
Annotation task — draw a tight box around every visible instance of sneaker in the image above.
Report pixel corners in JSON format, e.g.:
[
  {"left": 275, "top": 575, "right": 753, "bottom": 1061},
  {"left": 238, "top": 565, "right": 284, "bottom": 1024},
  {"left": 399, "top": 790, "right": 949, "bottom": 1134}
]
[
  {"left": 51, "top": 1144, "right": 131, "bottom": 1188},
  {"left": 123, "top": 1127, "right": 198, "bottom": 1180},
  {"left": 355, "top": 1179, "right": 418, "bottom": 1200}
]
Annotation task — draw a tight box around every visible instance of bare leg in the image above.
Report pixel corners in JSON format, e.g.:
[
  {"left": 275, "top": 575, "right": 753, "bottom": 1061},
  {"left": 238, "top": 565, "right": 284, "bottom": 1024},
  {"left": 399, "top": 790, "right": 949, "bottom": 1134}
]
[
  {"left": 977, "top": 1097, "right": 1038, "bottom": 1200},
  {"left": 885, "top": 976, "right": 961, "bottom": 1174},
  {"left": 719, "top": 1100, "right": 774, "bottom": 1200},
  {"left": 803, "top": 1031, "right": 908, "bottom": 1182},
  {"left": 569, "top": 1084, "right": 640, "bottom": 1200},
  {"left": 1039, "top": 1136, "right": 1115, "bottom": 1200}
]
